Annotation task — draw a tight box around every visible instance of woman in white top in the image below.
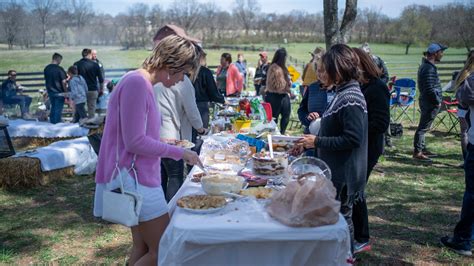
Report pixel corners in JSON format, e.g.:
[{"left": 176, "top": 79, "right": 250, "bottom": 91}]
[{"left": 154, "top": 47, "right": 205, "bottom": 201}]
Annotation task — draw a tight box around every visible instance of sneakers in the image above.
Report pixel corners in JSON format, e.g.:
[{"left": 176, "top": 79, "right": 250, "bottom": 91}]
[
  {"left": 354, "top": 241, "right": 372, "bottom": 254},
  {"left": 413, "top": 152, "right": 432, "bottom": 162},
  {"left": 440, "top": 236, "right": 472, "bottom": 256}
]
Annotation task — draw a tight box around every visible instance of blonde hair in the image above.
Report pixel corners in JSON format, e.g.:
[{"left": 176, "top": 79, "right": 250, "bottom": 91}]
[
  {"left": 455, "top": 54, "right": 474, "bottom": 91},
  {"left": 142, "top": 35, "right": 201, "bottom": 80}
]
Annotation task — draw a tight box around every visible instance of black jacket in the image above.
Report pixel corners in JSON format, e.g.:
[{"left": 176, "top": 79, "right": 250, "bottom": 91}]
[
  {"left": 372, "top": 55, "right": 389, "bottom": 84},
  {"left": 74, "top": 58, "right": 104, "bottom": 92},
  {"left": 317, "top": 80, "right": 368, "bottom": 199},
  {"left": 417, "top": 57, "right": 442, "bottom": 106},
  {"left": 193, "top": 67, "right": 225, "bottom": 104},
  {"left": 361, "top": 78, "right": 390, "bottom": 170},
  {"left": 1, "top": 79, "right": 17, "bottom": 99}
]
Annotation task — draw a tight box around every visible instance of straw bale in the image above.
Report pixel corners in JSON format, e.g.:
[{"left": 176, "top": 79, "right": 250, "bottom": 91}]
[
  {"left": 0, "top": 157, "right": 74, "bottom": 188},
  {"left": 11, "top": 137, "right": 76, "bottom": 152}
]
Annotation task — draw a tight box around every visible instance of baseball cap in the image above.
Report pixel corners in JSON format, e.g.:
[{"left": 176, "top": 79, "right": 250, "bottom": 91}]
[
  {"left": 259, "top": 51, "right": 268, "bottom": 58},
  {"left": 360, "top": 42, "right": 371, "bottom": 53},
  {"left": 426, "top": 43, "right": 448, "bottom": 54}
]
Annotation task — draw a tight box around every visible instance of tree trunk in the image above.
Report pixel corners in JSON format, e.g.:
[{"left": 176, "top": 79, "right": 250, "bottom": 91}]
[
  {"left": 339, "top": 0, "right": 358, "bottom": 44},
  {"left": 324, "top": 0, "right": 358, "bottom": 49},
  {"left": 405, "top": 43, "right": 411, "bottom": 55},
  {"left": 323, "top": 0, "right": 338, "bottom": 50},
  {"left": 42, "top": 23, "right": 46, "bottom": 48}
]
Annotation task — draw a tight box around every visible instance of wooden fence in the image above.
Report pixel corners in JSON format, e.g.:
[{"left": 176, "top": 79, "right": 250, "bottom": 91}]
[{"left": 0, "top": 59, "right": 464, "bottom": 96}]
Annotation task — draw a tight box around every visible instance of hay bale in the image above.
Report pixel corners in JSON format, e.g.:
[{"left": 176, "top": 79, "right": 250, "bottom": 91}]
[
  {"left": 12, "top": 137, "right": 76, "bottom": 152},
  {"left": 0, "top": 157, "right": 75, "bottom": 188}
]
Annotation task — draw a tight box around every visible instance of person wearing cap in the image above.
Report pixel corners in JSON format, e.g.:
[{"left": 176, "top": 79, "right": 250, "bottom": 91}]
[
  {"left": 254, "top": 51, "right": 270, "bottom": 96},
  {"left": 413, "top": 43, "right": 448, "bottom": 161}
]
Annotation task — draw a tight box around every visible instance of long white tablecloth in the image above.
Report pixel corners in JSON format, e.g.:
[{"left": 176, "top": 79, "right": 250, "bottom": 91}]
[
  {"left": 8, "top": 119, "right": 89, "bottom": 138},
  {"left": 159, "top": 176, "right": 352, "bottom": 266}
]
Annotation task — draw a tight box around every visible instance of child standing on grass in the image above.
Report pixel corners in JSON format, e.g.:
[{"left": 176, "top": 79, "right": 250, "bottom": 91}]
[{"left": 67, "top": 65, "right": 88, "bottom": 123}]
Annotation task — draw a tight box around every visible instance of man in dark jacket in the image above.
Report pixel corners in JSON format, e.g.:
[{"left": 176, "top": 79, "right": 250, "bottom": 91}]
[
  {"left": 74, "top": 48, "right": 104, "bottom": 118},
  {"left": 44, "top": 53, "right": 67, "bottom": 124},
  {"left": 413, "top": 43, "right": 447, "bottom": 161}
]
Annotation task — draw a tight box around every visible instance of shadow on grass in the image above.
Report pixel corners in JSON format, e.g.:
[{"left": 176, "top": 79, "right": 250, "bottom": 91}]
[
  {"left": 94, "top": 242, "right": 130, "bottom": 262},
  {"left": 0, "top": 175, "right": 110, "bottom": 260}
]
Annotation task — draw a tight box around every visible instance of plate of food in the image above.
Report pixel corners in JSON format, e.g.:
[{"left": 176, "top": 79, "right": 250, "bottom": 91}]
[
  {"left": 164, "top": 139, "right": 195, "bottom": 149},
  {"left": 271, "top": 135, "right": 303, "bottom": 142},
  {"left": 239, "top": 187, "right": 273, "bottom": 199},
  {"left": 177, "top": 194, "right": 227, "bottom": 214}
]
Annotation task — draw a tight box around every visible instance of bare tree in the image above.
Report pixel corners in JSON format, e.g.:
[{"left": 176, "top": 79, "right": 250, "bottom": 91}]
[
  {"left": 28, "top": 0, "right": 57, "bottom": 48},
  {"left": 233, "top": 0, "right": 260, "bottom": 36},
  {"left": 168, "top": 0, "right": 201, "bottom": 31},
  {"left": 394, "top": 5, "right": 431, "bottom": 54},
  {"left": 149, "top": 4, "right": 164, "bottom": 30},
  {"left": 117, "top": 3, "right": 151, "bottom": 49},
  {"left": 199, "top": 2, "right": 219, "bottom": 42},
  {"left": 68, "top": 0, "right": 94, "bottom": 29},
  {"left": 323, "top": 0, "right": 357, "bottom": 49},
  {"left": 0, "top": 1, "right": 27, "bottom": 49}
]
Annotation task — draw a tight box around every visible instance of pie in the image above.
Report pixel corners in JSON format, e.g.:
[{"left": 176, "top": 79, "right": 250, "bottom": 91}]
[
  {"left": 239, "top": 187, "right": 273, "bottom": 199},
  {"left": 177, "top": 195, "right": 227, "bottom": 210}
]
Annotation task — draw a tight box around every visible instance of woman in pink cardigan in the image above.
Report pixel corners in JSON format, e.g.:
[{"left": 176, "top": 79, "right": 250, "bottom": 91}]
[
  {"left": 216, "top": 53, "right": 243, "bottom": 97},
  {"left": 94, "top": 35, "right": 202, "bottom": 265}
]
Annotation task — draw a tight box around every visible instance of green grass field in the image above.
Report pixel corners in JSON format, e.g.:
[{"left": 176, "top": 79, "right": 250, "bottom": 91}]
[{"left": 0, "top": 43, "right": 468, "bottom": 83}]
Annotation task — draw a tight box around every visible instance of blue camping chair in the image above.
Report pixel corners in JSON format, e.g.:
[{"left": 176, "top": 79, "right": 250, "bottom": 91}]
[{"left": 390, "top": 78, "right": 417, "bottom": 123}]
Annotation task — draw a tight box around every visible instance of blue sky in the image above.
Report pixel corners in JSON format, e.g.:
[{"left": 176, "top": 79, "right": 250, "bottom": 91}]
[{"left": 94, "top": 0, "right": 469, "bottom": 18}]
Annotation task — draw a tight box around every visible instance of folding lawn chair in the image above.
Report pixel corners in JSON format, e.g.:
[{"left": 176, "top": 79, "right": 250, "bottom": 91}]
[
  {"left": 432, "top": 96, "right": 460, "bottom": 134},
  {"left": 390, "top": 78, "right": 417, "bottom": 123}
]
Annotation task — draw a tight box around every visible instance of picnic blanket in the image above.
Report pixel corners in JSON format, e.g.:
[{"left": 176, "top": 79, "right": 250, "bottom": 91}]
[
  {"left": 7, "top": 119, "right": 89, "bottom": 138},
  {"left": 14, "top": 136, "right": 97, "bottom": 174}
]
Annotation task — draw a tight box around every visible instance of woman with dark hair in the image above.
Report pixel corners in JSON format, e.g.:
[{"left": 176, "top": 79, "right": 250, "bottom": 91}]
[
  {"left": 216, "top": 53, "right": 243, "bottom": 97},
  {"left": 265, "top": 48, "right": 292, "bottom": 134},
  {"left": 351, "top": 48, "right": 390, "bottom": 253},
  {"left": 297, "top": 44, "right": 368, "bottom": 252}
]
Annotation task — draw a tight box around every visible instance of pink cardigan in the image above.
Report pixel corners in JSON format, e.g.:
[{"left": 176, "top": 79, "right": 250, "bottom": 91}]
[
  {"left": 95, "top": 71, "right": 184, "bottom": 187},
  {"left": 217, "top": 64, "right": 243, "bottom": 96}
]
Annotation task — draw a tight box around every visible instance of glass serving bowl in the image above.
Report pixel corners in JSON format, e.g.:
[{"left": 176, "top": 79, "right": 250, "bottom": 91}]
[{"left": 287, "top": 156, "right": 332, "bottom": 180}]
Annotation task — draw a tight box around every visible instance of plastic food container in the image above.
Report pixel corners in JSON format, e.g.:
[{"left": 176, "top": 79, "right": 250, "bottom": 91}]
[
  {"left": 233, "top": 119, "right": 252, "bottom": 131},
  {"left": 288, "top": 156, "right": 332, "bottom": 180},
  {"left": 201, "top": 174, "right": 246, "bottom": 195}
]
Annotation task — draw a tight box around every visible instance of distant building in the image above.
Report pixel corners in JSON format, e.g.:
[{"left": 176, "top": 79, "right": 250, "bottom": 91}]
[{"left": 153, "top": 24, "right": 201, "bottom": 46}]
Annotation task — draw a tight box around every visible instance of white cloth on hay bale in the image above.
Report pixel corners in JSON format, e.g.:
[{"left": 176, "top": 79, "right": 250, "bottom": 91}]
[
  {"left": 14, "top": 136, "right": 97, "bottom": 174},
  {"left": 7, "top": 119, "right": 89, "bottom": 138}
]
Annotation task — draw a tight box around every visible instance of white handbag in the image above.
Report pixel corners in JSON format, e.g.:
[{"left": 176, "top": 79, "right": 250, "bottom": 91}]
[
  {"left": 101, "top": 99, "right": 147, "bottom": 227},
  {"left": 102, "top": 166, "right": 143, "bottom": 227}
]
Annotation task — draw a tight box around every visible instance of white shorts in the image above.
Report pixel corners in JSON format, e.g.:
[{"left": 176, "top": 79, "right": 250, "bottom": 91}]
[{"left": 94, "top": 175, "right": 169, "bottom": 223}]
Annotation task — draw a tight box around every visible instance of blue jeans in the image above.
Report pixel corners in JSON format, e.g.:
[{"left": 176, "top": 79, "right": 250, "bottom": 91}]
[
  {"left": 49, "top": 93, "right": 64, "bottom": 124},
  {"left": 3, "top": 95, "right": 32, "bottom": 116},
  {"left": 453, "top": 143, "right": 474, "bottom": 249}
]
